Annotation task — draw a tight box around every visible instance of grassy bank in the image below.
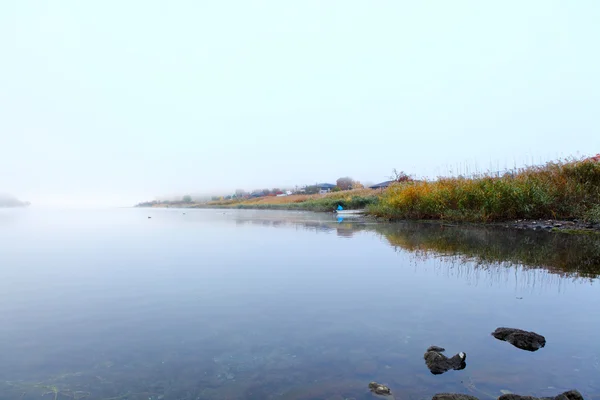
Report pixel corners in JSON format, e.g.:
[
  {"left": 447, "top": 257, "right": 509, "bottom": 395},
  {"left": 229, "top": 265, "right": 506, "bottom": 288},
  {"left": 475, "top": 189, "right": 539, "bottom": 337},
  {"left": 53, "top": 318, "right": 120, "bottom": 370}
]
[
  {"left": 200, "top": 188, "right": 380, "bottom": 212},
  {"left": 139, "top": 157, "right": 600, "bottom": 224},
  {"left": 368, "top": 159, "right": 600, "bottom": 223}
]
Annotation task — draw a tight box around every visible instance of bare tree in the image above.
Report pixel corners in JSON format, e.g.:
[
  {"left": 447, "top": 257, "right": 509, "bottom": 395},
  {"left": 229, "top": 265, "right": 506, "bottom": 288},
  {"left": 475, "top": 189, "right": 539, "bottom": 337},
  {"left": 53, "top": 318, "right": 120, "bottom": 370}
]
[
  {"left": 390, "top": 169, "right": 412, "bottom": 182},
  {"left": 336, "top": 177, "right": 353, "bottom": 190}
]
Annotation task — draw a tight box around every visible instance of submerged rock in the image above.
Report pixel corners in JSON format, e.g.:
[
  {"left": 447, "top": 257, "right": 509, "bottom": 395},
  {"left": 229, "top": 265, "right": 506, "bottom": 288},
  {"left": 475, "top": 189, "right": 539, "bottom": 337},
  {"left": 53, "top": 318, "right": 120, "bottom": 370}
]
[
  {"left": 492, "top": 327, "right": 546, "bottom": 351},
  {"left": 368, "top": 381, "right": 392, "bottom": 396},
  {"left": 432, "top": 390, "right": 583, "bottom": 400},
  {"left": 424, "top": 346, "right": 466, "bottom": 375},
  {"left": 498, "top": 390, "right": 583, "bottom": 400},
  {"left": 433, "top": 394, "right": 479, "bottom": 400}
]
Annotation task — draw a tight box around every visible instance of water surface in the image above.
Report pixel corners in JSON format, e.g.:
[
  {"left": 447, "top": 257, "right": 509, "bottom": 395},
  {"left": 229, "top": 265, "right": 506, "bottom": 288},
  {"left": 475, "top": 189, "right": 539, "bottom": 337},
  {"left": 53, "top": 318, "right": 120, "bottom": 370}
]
[{"left": 0, "top": 208, "right": 599, "bottom": 400}]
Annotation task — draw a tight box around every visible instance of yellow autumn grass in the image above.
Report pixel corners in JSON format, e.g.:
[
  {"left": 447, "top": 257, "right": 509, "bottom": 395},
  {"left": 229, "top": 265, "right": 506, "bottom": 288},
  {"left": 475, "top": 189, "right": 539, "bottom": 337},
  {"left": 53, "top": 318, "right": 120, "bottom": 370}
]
[{"left": 370, "top": 158, "right": 600, "bottom": 222}]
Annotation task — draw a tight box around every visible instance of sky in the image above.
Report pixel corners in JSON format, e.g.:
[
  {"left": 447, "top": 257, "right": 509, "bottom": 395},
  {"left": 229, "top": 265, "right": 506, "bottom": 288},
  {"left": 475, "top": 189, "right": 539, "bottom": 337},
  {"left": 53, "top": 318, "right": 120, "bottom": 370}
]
[{"left": 1, "top": 1, "right": 599, "bottom": 207}]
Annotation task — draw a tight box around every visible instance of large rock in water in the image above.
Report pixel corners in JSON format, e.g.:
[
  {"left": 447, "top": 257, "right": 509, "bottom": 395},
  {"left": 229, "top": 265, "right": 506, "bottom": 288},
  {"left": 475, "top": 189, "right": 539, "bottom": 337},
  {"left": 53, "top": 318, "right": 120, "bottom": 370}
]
[
  {"left": 424, "top": 346, "right": 466, "bottom": 375},
  {"left": 499, "top": 390, "right": 584, "bottom": 400},
  {"left": 433, "top": 394, "right": 479, "bottom": 400},
  {"left": 492, "top": 327, "right": 546, "bottom": 351}
]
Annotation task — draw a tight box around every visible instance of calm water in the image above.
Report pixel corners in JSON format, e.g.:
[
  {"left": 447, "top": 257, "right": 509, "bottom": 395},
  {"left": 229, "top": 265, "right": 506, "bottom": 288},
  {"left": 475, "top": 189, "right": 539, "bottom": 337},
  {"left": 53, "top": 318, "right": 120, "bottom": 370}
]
[{"left": 1, "top": 208, "right": 599, "bottom": 400}]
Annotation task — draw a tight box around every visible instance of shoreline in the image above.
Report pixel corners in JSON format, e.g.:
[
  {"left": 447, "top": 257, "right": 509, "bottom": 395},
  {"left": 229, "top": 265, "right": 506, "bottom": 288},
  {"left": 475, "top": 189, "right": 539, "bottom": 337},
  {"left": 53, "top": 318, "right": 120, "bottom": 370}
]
[
  {"left": 136, "top": 157, "right": 600, "bottom": 234},
  {"left": 137, "top": 203, "right": 600, "bottom": 235}
]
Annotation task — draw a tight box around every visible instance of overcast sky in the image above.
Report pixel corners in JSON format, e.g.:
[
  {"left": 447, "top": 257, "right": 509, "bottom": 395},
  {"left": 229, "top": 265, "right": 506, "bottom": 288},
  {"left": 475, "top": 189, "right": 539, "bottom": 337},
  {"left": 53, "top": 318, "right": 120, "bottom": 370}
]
[{"left": 1, "top": 1, "right": 598, "bottom": 206}]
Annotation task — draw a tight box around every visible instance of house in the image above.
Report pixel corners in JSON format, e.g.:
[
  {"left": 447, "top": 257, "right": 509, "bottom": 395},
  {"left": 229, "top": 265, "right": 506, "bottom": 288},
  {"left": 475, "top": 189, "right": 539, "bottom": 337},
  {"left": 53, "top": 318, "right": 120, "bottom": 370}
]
[
  {"left": 317, "top": 183, "right": 336, "bottom": 194},
  {"left": 369, "top": 180, "right": 396, "bottom": 190}
]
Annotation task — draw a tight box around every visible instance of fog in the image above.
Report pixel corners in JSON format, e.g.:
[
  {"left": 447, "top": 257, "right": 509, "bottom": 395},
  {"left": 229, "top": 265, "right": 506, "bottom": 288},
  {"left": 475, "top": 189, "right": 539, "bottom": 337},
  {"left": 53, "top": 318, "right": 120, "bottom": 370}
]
[{"left": 1, "top": 2, "right": 599, "bottom": 206}]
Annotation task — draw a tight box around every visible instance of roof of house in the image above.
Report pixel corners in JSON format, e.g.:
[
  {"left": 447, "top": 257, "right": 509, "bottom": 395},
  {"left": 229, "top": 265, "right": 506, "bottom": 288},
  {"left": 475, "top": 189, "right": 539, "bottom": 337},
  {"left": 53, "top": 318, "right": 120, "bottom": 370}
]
[
  {"left": 369, "top": 180, "right": 396, "bottom": 189},
  {"left": 317, "top": 183, "right": 336, "bottom": 189}
]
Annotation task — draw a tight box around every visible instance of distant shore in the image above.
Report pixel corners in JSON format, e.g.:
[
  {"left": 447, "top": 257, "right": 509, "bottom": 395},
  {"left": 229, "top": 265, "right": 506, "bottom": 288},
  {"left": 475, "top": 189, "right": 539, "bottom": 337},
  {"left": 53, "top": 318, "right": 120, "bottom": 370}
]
[
  {"left": 0, "top": 200, "right": 30, "bottom": 208},
  {"left": 139, "top": 188, "right": 379, "bottom": 213}
]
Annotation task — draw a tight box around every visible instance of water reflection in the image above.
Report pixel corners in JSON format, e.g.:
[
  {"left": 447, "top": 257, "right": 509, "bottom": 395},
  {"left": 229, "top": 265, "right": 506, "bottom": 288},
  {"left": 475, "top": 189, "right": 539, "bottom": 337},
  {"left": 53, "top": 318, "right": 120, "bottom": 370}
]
[
  {"left": 0, "top": 209, "right": 599, "bottom": 400},
  {"left": 230, "top": 212, "right": 600, "bottom": 280}
]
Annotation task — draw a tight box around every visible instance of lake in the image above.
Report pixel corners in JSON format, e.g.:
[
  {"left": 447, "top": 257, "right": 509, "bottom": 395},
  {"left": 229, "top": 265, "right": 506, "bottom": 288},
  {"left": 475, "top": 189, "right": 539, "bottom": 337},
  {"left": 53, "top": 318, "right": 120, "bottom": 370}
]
[{"left": 0, "top": 208, "right": 599, "bottom": 400}]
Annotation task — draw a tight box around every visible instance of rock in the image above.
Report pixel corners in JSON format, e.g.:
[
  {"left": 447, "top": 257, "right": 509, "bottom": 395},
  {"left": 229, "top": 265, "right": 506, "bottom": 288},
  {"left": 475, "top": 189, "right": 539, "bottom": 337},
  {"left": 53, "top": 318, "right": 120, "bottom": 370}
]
[
  {"left": 500, "top": 396, "right": 538, "bottom": 400},
  {"left": 554, "top": 390, "right": 585, "bottom": 400},
  {"left": 492, "top": 327, "right": 546, "bottom": 351},
  {"left": 427, "top": 345, "right": 446, "bottom": 352},
  {"left": 368, "top": 382, "right": 392, "bottom": 396},
  {"left": 433, "top": 394, "right": 479, "bottom": 400},
  {"left": 499, "top": 390, "right": 583, "bottom": 400},
  {"left": 423, "top": 346, "right": 466, "bottom": 375}
]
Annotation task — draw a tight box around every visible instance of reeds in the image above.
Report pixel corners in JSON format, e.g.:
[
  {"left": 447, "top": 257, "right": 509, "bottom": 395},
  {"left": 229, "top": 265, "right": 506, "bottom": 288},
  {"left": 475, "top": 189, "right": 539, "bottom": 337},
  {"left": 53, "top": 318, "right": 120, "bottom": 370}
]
[{"left": 369, "top": 158, "right": 600, "bottom": 222}]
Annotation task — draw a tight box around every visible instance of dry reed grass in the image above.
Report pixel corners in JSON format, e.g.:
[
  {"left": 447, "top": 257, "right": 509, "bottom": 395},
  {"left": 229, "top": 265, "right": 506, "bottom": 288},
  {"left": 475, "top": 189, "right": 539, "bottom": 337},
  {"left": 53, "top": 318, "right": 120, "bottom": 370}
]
[{"left": 369, "top": 158, "right": 600, "bottom": 222}]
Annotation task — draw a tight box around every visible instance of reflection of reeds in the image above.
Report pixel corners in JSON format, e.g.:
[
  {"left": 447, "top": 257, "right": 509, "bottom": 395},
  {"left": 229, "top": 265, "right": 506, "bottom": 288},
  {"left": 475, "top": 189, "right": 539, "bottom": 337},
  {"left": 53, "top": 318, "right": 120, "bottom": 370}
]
[
  {"left": 235, "top": 215, "right": 600, "bottom": 280},
  {"left": 374, "top": 222, "right": 600, "bottom": 279},
  {"left": 230, "top": 213, "right": 600, "bottom": 279}
]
